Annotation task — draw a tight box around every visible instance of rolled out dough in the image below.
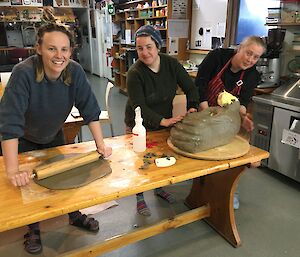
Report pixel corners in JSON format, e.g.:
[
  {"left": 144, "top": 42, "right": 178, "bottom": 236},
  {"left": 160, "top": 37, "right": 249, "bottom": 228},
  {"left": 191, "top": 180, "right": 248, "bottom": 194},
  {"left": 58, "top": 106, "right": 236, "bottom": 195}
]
[{"left": 34, "top": 154, "right": 112, "bottom": 190}]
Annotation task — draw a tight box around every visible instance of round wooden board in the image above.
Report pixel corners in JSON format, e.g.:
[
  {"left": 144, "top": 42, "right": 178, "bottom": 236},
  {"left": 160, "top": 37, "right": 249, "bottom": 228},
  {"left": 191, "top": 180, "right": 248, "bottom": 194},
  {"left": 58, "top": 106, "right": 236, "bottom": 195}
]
[{"left": 167, "top": 136, "right": 250, "bottom": 160}]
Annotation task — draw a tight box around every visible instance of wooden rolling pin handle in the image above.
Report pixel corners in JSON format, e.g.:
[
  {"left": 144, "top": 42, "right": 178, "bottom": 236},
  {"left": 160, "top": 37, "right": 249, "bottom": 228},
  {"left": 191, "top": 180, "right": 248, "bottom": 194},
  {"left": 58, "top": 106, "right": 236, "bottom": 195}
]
[{"left": 33, "top": 151, "right": 101, "bottom": 180}]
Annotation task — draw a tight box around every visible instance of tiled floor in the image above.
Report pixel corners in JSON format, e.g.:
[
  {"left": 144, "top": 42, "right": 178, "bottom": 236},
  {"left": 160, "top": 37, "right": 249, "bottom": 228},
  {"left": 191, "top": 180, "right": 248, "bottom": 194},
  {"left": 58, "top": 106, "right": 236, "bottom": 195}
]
[{"left": 0, "top": 73, "right": 299, "bottom": 257}]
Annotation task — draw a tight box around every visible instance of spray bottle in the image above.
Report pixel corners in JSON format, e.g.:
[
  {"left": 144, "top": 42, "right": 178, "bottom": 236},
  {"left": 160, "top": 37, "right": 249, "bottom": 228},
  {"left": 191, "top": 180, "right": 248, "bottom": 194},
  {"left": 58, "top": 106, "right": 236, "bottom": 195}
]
[{"left": 132, "top": 106, "right": 146, "bottom": 152}]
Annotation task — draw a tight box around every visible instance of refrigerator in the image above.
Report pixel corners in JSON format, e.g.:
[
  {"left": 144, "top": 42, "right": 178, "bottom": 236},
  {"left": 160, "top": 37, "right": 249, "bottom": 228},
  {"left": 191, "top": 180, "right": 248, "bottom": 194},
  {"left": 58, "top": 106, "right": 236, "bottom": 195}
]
[{"left": 91, "top": 7, "right": 113, "bottom": 79}]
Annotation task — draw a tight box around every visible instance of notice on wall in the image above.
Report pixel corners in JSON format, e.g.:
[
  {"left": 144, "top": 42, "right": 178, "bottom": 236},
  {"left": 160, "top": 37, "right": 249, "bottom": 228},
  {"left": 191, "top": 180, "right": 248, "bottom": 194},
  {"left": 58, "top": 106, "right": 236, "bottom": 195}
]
[
  {"left": 216, "top": 22, "right": 226, "bottom": 38},
  {"left": 172, "top": 0, "right": 188, "bottom": 19},
  {"left": 168, "top": 37, "right": 179, "bottom": 55},
  {"left": 168, "top": 19, "right": 189, "bottom": 38}
]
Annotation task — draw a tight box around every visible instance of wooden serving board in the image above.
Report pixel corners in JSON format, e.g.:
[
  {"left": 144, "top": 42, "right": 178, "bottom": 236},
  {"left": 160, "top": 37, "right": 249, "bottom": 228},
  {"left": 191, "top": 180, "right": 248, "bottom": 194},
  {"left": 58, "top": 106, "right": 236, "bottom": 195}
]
[{"left": 167, "top": 136, "right": 250, "bottom": 160}]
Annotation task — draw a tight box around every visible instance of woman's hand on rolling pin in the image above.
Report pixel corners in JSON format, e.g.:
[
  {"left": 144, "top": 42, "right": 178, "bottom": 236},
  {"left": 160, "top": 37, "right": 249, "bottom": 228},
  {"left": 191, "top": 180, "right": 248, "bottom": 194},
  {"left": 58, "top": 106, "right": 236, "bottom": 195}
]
[
  {"left": 97, "top": 144, "right": 112, "bottom": 158},
  {"left": 7, "top": 170, "right": 31, "bottom": 187},
  {"left": 160, "top": 116, "right": 183, "bottom": 127}
]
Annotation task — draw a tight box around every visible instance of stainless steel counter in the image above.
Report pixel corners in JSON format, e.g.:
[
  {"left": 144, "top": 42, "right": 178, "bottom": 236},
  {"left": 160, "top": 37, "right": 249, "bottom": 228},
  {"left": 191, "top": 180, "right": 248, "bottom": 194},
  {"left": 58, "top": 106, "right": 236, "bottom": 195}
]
[
  {"left": 252, "top": 78, "right": 300, "bottom": 182},
  {"left": 253, "top": 77, "right": 300, "bottom": 113},
  {"left": 253, "top": 94, "right": 300, "bottom": 112}
]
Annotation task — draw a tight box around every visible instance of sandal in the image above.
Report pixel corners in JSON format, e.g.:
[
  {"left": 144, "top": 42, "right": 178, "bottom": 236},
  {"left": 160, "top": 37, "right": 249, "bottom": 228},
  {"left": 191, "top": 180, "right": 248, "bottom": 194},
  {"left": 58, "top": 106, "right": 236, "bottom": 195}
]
[
  {"left": 69, "top": 214, "right": 99, "bottom": 232},
  {"left": 24, "top": 229, "right": 42, "bottom": 254}
]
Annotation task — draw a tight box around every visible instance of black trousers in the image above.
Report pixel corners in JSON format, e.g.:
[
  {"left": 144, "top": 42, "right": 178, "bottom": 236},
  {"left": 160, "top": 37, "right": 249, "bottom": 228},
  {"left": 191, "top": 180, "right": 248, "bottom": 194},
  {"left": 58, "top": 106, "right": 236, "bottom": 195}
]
[{"left": 0, "top": 130, "right": 65, "bottom": 155}]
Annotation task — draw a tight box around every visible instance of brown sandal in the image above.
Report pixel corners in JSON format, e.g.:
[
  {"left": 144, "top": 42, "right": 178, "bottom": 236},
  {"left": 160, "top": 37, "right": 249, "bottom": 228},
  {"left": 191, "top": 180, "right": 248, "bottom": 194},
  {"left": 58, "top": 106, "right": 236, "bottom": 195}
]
[
  {"left": 69, "top": 214, "right": 99, "bottom": 232},
  {"left": 24, "top": 229, "right": 42, "bottom": 254}
]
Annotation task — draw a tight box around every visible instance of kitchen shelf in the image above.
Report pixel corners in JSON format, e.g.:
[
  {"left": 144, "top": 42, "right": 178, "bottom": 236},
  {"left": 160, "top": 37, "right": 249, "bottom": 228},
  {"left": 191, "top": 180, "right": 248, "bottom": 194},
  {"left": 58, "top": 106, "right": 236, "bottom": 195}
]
[
  {"left": 187, "top": 49, "right": 210, "bottom": 55},
  {"left": 112, "top": 0, "right": 169, "bottom": 90},
  {"left": 266, "top": 22, "right": 300, "bottom": 26},
  {"left": 118, "top": 0, "right": 145, "bottom": 7}
]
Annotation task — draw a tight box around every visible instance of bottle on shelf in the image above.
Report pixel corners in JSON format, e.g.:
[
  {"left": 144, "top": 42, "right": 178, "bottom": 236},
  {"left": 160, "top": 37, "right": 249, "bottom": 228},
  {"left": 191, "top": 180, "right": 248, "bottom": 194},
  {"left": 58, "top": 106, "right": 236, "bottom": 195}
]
[{"left": 132, "top": 106, "right": 146, "bottom": 152}]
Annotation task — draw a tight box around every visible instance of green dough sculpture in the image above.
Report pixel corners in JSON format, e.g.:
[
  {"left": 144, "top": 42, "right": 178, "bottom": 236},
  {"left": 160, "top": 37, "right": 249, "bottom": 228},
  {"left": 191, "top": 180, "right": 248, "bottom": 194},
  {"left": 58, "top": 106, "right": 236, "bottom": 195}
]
[{"left": 170, "top": 101, "right": 241, "bottom": 153}]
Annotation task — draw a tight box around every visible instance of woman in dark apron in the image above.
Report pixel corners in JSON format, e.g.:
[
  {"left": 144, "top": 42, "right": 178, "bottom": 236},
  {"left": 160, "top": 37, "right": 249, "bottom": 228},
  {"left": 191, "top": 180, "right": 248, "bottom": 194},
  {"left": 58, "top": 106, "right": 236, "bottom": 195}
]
[
  {"left": 195, "top": 36, "right": 266, "bottom": 209},
  {"left": 196, "top": 36, "right": 266, "bottom": 132}
]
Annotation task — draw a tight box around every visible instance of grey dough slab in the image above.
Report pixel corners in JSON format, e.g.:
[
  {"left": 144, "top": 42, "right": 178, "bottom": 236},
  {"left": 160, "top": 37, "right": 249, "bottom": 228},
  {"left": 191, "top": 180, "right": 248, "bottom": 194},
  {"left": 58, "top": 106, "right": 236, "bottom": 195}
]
[{"left": 34, "top": 154, "right": 112, "bottom": 190}]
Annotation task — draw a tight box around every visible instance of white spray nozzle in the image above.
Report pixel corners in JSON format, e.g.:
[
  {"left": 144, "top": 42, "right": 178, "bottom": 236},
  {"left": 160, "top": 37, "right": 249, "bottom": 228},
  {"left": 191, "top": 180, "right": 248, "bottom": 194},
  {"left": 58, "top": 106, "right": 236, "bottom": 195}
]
[{"left": 135, "top": 106, "right": 143, "bottom": 122}]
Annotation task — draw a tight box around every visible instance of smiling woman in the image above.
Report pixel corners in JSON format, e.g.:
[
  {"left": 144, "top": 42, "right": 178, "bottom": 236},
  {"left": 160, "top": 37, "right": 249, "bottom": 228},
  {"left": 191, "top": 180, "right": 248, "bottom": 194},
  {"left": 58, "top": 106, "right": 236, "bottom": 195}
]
[
  {"left": 35, "top": 24, "right": 74, "bottom": 82},
  {"left": 195, "top": 36, "right": 266, "bottom": 134},
  {"left": 124, "top": 25, "right": 200, "bottom": 217},
  {"left": 36, "top": 31, "right": 72, "bottom": 81},
  {"left": 0, "top": 23, "right": 112, "bottom": 254},
  {"left": 195, "top": 35, "right": 266, "bottom": 211}
]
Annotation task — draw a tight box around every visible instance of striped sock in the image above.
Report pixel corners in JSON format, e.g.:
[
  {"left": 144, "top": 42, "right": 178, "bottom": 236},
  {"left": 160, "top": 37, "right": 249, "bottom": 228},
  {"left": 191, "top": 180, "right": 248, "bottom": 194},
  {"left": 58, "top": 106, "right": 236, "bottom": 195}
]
[
  {"left": 154, "top": 188, "right": 176, "bottom": 203},
  {"left": 136, "top": 193, "right": 151, "bottom": 216}
]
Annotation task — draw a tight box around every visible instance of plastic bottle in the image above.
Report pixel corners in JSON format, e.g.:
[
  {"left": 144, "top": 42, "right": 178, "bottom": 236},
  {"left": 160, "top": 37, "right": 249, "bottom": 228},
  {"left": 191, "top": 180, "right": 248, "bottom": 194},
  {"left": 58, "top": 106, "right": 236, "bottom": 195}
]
[{"left": 132, "top": 106, "right": 146, "bottom": 152}]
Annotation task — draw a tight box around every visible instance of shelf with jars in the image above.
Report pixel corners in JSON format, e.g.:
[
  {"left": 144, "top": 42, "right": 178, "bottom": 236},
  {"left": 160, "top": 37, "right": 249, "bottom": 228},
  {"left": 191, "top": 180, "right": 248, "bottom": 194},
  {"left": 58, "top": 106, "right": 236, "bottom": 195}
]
[
  {"left": 0, "top": 0, "right": 87, "bottom": 8},
  {"left": 112, "top": 0, "right": 169, "bottom": 91},
  {"left": 266, "top": 0, "right": 300, "bottom": 26},
  {"left": 0, "top": 0, "right": 43, "bottom": 7},
  {"left": 0, "top": 4, "right": 85, "bottom": 72},
  {"left": 264, "top": 1, "right": 300, "bottom": 79},
  {"left": 53, "top": 0, "right": 88, "bottom": 8},
  {"left": 0, "top": 6, "right": 78, "bottom": 23}
]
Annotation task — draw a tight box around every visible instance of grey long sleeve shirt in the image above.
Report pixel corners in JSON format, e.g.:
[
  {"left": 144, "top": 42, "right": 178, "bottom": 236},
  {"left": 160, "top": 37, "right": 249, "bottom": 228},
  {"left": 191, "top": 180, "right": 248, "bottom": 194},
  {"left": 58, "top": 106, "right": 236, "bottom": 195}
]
[{"left": 0, "top": 55, "right": 100, "bottom": 144}]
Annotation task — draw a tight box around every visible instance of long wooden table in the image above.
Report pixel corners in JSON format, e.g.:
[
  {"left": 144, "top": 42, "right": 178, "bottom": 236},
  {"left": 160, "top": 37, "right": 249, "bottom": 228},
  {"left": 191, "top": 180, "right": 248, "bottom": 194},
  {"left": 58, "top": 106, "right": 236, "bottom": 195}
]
[{"left": 0, "top": 130, "right": 269, "bottom": 256}]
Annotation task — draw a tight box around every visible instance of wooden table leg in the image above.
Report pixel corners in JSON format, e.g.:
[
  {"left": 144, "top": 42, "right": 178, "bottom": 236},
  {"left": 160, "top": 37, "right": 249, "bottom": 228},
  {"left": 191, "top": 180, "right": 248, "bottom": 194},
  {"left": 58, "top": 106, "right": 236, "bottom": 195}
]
[{"left": 185, "top": 166, "right": 246, "bottom": 247}]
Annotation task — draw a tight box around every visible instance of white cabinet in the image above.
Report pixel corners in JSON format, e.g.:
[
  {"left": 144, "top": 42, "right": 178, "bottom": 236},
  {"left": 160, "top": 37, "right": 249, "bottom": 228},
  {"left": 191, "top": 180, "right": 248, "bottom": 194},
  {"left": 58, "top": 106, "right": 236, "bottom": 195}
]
[{"left": 190, "top": 0, "right": 228, "bottom": 50}]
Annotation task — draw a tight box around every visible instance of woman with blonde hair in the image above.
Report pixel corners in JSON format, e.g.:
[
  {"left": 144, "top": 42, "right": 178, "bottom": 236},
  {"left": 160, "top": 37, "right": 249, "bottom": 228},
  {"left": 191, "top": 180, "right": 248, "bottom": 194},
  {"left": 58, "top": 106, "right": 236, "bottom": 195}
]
[{"left": 195, "top": 36, "right": 266, "bottom": 209}]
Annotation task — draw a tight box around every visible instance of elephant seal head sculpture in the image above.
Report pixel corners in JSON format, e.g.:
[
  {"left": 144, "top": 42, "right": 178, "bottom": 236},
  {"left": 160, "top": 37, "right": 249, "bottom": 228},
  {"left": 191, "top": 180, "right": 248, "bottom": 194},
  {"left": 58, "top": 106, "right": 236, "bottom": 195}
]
[{"left": 170, "top": 99, "right": 241, "bottom": 153}]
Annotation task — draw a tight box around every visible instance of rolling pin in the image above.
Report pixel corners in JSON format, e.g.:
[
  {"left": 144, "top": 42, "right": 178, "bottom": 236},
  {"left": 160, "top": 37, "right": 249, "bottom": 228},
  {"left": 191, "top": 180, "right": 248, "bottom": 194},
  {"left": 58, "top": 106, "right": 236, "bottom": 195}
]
[{"left": 32, "top": 151, "right": 101, "bottom": 180}]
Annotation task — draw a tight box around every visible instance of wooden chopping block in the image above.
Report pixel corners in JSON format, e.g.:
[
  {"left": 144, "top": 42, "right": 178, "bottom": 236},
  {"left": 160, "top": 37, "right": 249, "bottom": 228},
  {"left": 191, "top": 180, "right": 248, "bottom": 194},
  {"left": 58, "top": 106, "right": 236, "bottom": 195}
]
[{"left": 33, "top": 151, "right": 101, "bottom": 180}]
